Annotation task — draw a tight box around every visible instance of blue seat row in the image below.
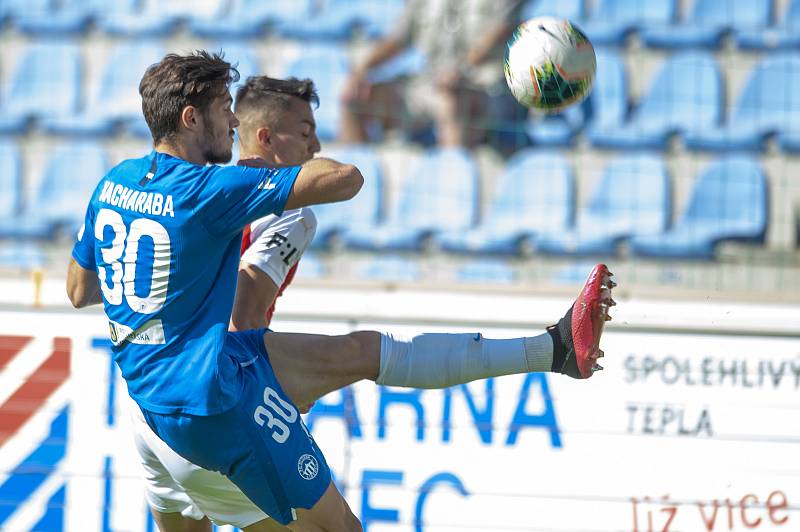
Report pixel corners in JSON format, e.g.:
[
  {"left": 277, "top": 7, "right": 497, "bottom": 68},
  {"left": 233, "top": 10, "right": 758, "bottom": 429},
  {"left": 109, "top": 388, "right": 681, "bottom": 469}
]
[
  {"left": 529, "top": 49, "right": 800, "bottom": 153},
  {"left": 310, "top": 146, "right": 768, "bottom": 259},
  {"left": 0, "top": 142, "right": 770, "bottom": 260},
  {"left": 0, "top": 0, "right": 403, "bottom": 40},
  {"left": 527, "top": 0, "right": 800, "bottom": 49}
]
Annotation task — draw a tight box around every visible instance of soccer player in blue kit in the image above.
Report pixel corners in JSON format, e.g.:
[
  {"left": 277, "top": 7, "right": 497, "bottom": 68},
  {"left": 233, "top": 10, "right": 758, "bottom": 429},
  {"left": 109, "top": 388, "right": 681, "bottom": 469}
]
[{"left": 67, "top": 51, "right": 616, "bottom": 531}]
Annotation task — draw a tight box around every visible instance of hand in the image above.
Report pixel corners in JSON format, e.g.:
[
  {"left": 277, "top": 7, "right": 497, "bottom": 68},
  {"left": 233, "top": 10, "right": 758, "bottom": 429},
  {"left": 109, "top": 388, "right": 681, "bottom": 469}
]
[
  {"left": 341, "top": 71, "right": 372, "bottom": 103},
  {"left": 436, "top": 68, "right": 463, "bottom": 91}
]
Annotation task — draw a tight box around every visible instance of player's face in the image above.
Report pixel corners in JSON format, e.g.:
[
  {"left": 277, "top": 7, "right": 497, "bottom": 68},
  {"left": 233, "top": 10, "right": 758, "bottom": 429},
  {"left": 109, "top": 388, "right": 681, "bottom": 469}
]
[
  {"left": 269, "top": 97, "right": 321, "bottom": 166},
  {"left": 201, "top": 93, "right": 239, "bottom": 164}
]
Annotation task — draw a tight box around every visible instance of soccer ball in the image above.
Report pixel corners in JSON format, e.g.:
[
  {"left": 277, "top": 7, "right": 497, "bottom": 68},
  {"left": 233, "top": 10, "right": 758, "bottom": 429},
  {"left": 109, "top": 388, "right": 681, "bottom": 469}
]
[{"left": 504, "top": 17, "right": 596, "bottom": 112}]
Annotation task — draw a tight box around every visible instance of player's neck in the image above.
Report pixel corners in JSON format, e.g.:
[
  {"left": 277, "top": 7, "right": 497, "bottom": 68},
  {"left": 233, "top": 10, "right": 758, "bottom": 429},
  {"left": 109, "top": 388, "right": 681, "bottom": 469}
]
[
  {"left": 239, "top": 151, "right": 277, "bottom": 165},
  {"left": 155, "top": 141, "right": 208, "bottom": 166}
]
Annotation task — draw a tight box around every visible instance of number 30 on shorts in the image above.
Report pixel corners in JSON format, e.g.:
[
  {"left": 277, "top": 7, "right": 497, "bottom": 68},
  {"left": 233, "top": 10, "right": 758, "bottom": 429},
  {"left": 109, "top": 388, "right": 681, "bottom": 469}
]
[{"left": 253, "top": 386, "right": 298, "bottom": 444}]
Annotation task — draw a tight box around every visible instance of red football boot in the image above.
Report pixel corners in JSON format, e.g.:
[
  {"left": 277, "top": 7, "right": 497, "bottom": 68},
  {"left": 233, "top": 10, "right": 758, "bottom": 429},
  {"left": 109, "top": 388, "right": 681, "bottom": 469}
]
[{"left": 547, "top": 264, "right": 616, "bottom": 379}]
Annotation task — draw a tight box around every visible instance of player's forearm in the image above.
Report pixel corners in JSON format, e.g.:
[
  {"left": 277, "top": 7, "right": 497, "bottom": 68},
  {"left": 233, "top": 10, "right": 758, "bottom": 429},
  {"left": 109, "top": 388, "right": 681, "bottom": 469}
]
[
  {"left": 284, "top": 158, "right": 363, "bottom": 210},
  {"left": 465, "top": 22, "right": 515, "bottom": 68},
  {"left": 354, "top": 38, "right": 405, "bottom": 77},
  {"left": 66, "top": 259, "right": 102, "bottom": 308}
]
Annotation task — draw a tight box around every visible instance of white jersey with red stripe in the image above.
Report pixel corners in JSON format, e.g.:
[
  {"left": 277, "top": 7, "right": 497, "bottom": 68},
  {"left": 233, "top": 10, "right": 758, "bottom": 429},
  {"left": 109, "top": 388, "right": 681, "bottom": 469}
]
[{"left": 240, "top": 207, "right": 317, "bottom": 325}]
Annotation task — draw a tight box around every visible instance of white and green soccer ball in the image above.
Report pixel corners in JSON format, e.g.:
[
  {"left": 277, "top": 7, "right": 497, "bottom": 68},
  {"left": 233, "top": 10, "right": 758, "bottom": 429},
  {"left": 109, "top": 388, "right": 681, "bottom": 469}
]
[{"left": 504, "top": 17, "right": 596, "bottom": 112}]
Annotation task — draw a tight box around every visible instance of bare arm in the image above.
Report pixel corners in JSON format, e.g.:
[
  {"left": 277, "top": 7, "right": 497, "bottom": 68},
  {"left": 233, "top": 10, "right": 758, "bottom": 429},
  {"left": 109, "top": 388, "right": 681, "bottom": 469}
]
[
  {"left": 283, "top": 157, "right": 363, "bottom": 210},
  {"left": 353, "top": 37, "right": 406, "bottom": 78},
  {"left": 229, "top": 265, "right": 278, "bottom": 332},
  {"left": 66, "top": 259, "right": 102, "bottom": 308},
  {"left": 464, "top": 20, "right": 515, "bottom": 69}
]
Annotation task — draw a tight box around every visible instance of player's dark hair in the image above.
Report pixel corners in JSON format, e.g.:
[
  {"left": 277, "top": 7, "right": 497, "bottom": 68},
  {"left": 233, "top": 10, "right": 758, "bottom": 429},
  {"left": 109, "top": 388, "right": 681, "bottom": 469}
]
[
  {"left": 139, "top": 50, "right": 240, "bottom": 144},
  {"left": 235, "top": 76, "right": 319, "bottom": 114}
]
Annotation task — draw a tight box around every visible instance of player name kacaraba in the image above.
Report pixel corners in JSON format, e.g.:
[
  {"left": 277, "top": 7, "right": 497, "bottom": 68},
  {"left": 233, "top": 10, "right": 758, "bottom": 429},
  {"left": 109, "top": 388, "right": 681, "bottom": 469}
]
[{"left": 98, "top": 180, "right": 175, "bottom": 218}]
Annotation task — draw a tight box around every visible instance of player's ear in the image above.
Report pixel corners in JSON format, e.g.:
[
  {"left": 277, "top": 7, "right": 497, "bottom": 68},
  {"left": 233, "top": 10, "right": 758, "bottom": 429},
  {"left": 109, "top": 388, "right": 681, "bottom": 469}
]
[
  {"left": 180, "top": 105, "right": 199, "bottom": 130},
  {"left": 256, "top": 126, "right": 271, "bottom": 147}
]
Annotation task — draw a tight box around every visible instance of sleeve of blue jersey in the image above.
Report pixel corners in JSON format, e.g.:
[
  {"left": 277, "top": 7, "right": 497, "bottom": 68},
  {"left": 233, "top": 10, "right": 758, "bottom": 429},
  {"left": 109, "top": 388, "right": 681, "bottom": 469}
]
[
  {"left": 201, "top": 164, "right": 301, "bottom": 237},
  {"left": 71, "top": 203, "right": 96, "bottom": 270}
]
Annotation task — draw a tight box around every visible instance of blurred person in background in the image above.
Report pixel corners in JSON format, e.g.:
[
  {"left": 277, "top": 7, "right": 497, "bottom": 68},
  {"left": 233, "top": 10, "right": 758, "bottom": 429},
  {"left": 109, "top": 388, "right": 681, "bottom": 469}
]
[{"left": 339, "top": 0, "right": 524, "bottom": 148}]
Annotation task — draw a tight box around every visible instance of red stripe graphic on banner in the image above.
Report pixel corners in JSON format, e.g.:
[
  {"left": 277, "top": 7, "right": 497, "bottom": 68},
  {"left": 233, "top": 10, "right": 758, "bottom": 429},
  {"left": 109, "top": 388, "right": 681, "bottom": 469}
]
[
  {"left": 0, "top": 337, "right": 71, "bottom": 447},
  {"left": 0, "top": 336, "right": 33, "bottom": 371}
]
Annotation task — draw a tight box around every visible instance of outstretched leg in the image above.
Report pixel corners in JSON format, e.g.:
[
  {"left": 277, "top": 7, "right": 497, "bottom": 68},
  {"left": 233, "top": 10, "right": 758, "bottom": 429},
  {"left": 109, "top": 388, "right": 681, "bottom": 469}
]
[{"left": 264, "top": 265, "right": 617, "bottom": 407}]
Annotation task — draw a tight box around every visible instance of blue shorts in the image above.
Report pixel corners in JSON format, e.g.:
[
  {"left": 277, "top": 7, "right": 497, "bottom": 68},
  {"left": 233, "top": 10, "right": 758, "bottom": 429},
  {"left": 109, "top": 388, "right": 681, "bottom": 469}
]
[{"left": 141, "top": 329, "right": 331, "bottom": 525}]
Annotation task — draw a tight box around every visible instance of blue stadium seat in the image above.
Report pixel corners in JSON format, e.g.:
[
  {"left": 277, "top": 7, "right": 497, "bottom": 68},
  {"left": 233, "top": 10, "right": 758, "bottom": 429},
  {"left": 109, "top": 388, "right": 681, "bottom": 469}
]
[
  {"left": 438, "top": 150, "right": 573, "bottom": 254},
  {"left": 641, "top": 0, "right": 772, "bottom": 48},
  {"left": 190, "top": 0, "right": 313, "bottom": 38},
  {"left": 4, "top": 0, "right": 54, "bottom": 33},
  {"left": 367, "top": 48, "right": 427, "bottom": 85},
  {"left": 528, "top": 48, "right": 627, "bottom": 146},
  {"left": 0, "top": 142, "right": 22, "bottom": 234},
  {"left": 580, "top": 0, "right": 676, "bottom": 45},
  {"left": 100, "top": 0, "right": 223, "bottom": 36},
  {"left": 357, "top": 255, "right": 420, "bottom": 282},
  {"left": 522, "top": 0, "right": 586, "bottom": 20},
  {"left": 281, "top": 0, "right": 407, "bottom": 40},
  {"left": 311, "top": 145, "right": 384, "bottom": 247},
  {"left": 346, "top": 148, "right": 479, "bottom": 251},
  {"left": 737, "top": 0, "right": 800, "bottom": 49},
  {"left": 6, "top": 0, "right": 138, "bottom": 33},
  {"left": 536, "top": 154, "right": 670, "bottom": 255},
  {"left": 685, "top": 53, "right": 800, "bottom": 152},
  {"left": 44, "top": 42, "right": 165, "bottom": 137},
  {"left": 589, "top": 51, "right": 721, "bottom": 149},
  {"left": 12, "top": 143, "right": 108, "bottom": 240},
  {"left": 630, "top": 156, "right": 767, "bottom": 259},
  {"left": 456, "top": 260, "right": 517, "bottom": 284},
  {"left": 282, "top": 46, "right": 349, "bottom": 141},
  {"left": 0, "top": 41, "right": 81, "bottom": 134}
]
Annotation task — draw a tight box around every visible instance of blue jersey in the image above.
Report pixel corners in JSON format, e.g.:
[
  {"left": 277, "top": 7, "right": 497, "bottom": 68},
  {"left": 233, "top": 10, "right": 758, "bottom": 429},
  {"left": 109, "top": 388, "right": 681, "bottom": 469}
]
[{"left": 72, "top": 151, "right": 300, "bottom": 415}]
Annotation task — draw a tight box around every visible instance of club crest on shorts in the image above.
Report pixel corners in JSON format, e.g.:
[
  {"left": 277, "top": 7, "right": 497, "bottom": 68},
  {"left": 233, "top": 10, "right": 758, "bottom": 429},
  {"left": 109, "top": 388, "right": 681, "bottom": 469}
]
[{"left": 297, "top": 454, "right": 319, "bottom": 480}]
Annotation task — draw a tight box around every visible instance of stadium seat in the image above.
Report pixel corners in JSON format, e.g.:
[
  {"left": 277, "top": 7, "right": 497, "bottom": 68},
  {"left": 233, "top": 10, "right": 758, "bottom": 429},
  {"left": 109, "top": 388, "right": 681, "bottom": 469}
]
[
  {"left": 685, "top": 53, "right": 800, "bottom": 152},
  {"left": 281, "top": 0, "right": 407, "bottom": 40},
  {"left": 589, "top": 51, "right": 722, "bottom": 149},
  {"left": 737, "top": 0, "right": 800, "bottom": 49},
  {"left": 0, "top": 41, "right": 81, "bottom": 134},
  {"left": 44, "top": 42, "right": 165, "bottom": 137},
  {"left": 4, "top": 0, "right": 54, "bottom": 33},
  {"left": 527, "top": 48, "right": 627, "bottom": 146},
  {"left": 10, "top": 143, "right": 107, "bottom": 240},
  {"left": 311, "top": 145, "right": 384, "bottom": 247},
  {"left": 580, "top": 0, "right": 676, "bottom": 45},
  {"left": 630, "top": 156, "right": 767, "bottom": 259},
  {"left": 357, "top": 255, "right": 420, "bottom": 282},
  {"left": 535, "top": 153, "right": 670, "bottom": 255},
  {"left": 437, "top": 150, "right": 574, "bottom": 254},
  {"left": 100, "top": 0, "right": 222, "bottom": 36},
  {"left": 6, "top": 0, "right": 138, "bottom": 34},
  {"left": 190, "top": 0, "right": 313, "bottom": 38},
  {"left": 282, "top": 46, "right": 350, "bottom": 141},
  {"left": 522, "top": 0, "right": 586, "bottom": 21},
  {"left": 0, "top": 142, "right": 22, "bottom": 236},
  {"left": 641, "top": 0, "right": 772, "bottom": 48},
  {"left": 456, "top": 260, "right": 517, "bottom": 284},
  {"left": 346, "top": 148, "right": 479, "bottom": 251}
]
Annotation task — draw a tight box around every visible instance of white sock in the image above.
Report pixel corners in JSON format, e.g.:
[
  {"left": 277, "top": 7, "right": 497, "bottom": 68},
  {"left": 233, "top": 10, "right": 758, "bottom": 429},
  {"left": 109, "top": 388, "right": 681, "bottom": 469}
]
[{"left": 376, "top": 332, "right": 554, "bottom": 388}]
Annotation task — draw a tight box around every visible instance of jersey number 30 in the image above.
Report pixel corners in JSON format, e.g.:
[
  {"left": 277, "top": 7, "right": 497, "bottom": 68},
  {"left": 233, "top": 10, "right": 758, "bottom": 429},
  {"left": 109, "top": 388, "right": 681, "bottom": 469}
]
[{"left": 95, "top": 208, "right": 170, "bottom": 314}]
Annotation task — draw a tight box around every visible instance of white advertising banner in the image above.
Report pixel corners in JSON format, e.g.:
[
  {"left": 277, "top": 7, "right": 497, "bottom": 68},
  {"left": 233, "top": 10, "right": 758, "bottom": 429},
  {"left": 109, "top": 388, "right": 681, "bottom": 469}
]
[{"left": 0, "top": 307, "right": 798, "bottom": 531}]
